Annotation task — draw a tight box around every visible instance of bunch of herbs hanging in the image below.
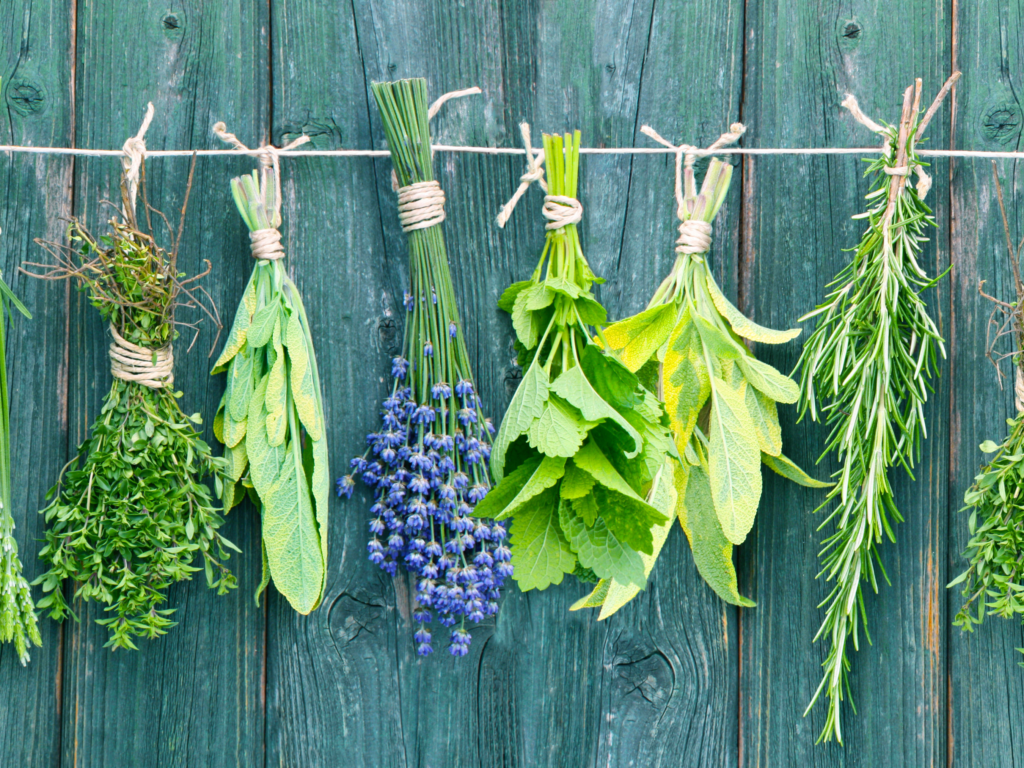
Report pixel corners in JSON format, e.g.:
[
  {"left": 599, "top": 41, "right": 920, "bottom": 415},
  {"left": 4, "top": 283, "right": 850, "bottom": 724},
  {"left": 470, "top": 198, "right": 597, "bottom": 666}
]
[
  {"left": 588, "top": 125, "right": 825, "bottom": 616},
  {"left": 479, "top": 129, "right": 677, "bottom": 602},
  {"left": 950, "top": 163, "right": 1024, "bottom": 664},
  {"left": 210, "top": 129, "right": 329, "bottom": 616},
  {"left": 338, "top": 78, "right": 509, "bottom": 657},
  {"left": 0, "top": 200, "right": 40, "bottom": 663},
  {"left": 795, "top": 75, "right": 957, "bottom": 743},
  {"left": 27, "top": 157, "right": 238, "bottom": 651}
]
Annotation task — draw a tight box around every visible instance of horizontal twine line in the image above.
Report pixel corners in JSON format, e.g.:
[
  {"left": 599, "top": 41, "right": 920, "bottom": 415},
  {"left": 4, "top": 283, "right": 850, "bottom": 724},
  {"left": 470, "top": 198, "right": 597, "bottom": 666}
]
[{"left": 1, "top": 144, "right": 1024, "bottom": 159}]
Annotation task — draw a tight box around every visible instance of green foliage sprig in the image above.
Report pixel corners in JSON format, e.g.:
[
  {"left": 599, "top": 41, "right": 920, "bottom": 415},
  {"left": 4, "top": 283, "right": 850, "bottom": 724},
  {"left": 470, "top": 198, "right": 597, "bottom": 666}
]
[
  {"left": 950, "top": 164, "right": 1024, "bottom": 664},
  {"left": 212, "top": 166, "right": 329, "bottom": 615},
  {"left": 599, "top": 128, "right": 824, "bottom": 612},
  {"left": 30, "top": 168, "right": 237, "bottom": 651},
  {"left": 480, "top": 131, "right": 677, "bottom": 601},
  {"left": 796, "top": 78, "right": 955, "bottom": 743},
  {"left": 0, "top": 263, "right": 40, "bottom": 664}
]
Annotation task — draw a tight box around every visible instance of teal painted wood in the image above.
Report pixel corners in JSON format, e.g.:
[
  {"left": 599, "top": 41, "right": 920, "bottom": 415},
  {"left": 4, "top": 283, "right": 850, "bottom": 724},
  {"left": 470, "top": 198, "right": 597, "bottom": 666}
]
[
  {"left": 948, "top": 4, "right": 1024, "bottom": 766},
  {"left": 0, "top": 1, "right": 72, "bottom": 765},
  {"left": 59, "top": 2, "right": 267, "bottom": 766},
  {"left": 738, "top": 1, "right": 952, "bottom": 765}
]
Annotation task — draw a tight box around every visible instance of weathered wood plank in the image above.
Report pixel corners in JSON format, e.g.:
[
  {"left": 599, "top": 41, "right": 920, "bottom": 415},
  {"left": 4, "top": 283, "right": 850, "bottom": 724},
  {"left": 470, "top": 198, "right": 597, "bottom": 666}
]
[
  {"left": 0, "top": 1, "right": 73, "bottom": 765},
  {"left": 61, "top": 2, "right": 267, "bottom": 765},
  {"left": 738, "top": 1, "right": 951, "bottom": 764},
  {"left": 264, "top": 3, "right": 403, "bottom": 767},
  {"left": 947, "top": 3, "right": 1024, "bottom": 765}
]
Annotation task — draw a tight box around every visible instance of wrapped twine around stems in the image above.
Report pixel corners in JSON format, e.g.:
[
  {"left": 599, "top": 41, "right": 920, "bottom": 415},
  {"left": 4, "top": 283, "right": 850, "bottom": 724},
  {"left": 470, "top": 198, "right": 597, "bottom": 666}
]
[
  {"left": 495, "top": 123, "right": 584, "bottom": 230},
  {"left": 109, "top": 324, "right": 174, "bottom": 389}
]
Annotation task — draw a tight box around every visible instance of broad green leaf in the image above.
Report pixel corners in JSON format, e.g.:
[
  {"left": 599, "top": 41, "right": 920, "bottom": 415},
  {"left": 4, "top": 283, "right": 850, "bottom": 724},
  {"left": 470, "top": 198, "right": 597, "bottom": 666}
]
[
  {"left": 310, "top": 431, "right": 330, "bottom": 573},
  {"left": 761, "top": 451, "right": 832, "bottom": 488},
  {"left": 561, "top": 461, "right": 596, "bottom": 500},
  {"left": 492, "top": 363, "right": 550, "bottom": 478},
  {"left": 247, "top": 376, "right": 286, "bottom": 498},
  {"left": 551, "top": 366, "right": 640, "bottom": 456},
  {"left": 474, "top": 457, "right": 542, "bottom": 519},
  {"left": 708, "top": 378, "right": 762, "bottom": 545},
  {"left": 526, "top": 285, "right": 556, "bottom": 310},
  {"left": 255, "top": 539, "right": 271, "bottom": 606},
  {"left": 745, "top": 384, "right": 782, "bottom": 456},
  {"left": 559, "top": 498, "right": 646, "bottom": 587},
  {"left": 222, "top": 400, "right": 248, "bottom": 449},
  {"left": 544, "top": 276, "right": 582, "bottom": 300},
  {"left": 213, "top": 275, "right": 257, "bottom": 372},
  {"left": 569, "top": 578, "right": 611, "bottom": 610},
  {"left": 265, "top": 328, "right": 287, "bottom": 447},
  {"left": 512, "top": 286, "right": 544, "bottom": 349},
  {"left": 572, "top": 493, "right": 601, "bottom": 526},
  {"left": 573, "top": 440, "right": 645, "bottom": 501},
  {"left": 594, "top": 486, "right": 664, "bottom": 555},
  {"left": 213, "top": 403, "right": 225, "bottom": 443},
  {"left": 736, "top": 355, "right": 800, "bottom": 404},
  {"left": 602, "top": 303, "right": 677, "bottom": 372},
  {"left": 225, "top": 438, "right": 249, "bottom": 483},
  {"left": 527, "top": 396, "right": 591, "bottom": 458},
  {"left": 693, "top": 313, "right": 743, "bottom": 367},
  {"left": 675, "top": 461, "right": 755, "bottom": 607},
  {"left": 663, "top": 308, "right": 710, "bottom": 449},
  {"left": 285, "top": 312, "right": 323, "bottom": 441},
  {"left": 263, "top": 437, "right": 325, "bottom": 614},
  {"left": 248, "top": 301, "right": 279, "bottom": 349},
  {"left": 575, "top": 295, "right": 607, "bottom": 326},
  {"left": 599, "top": 463, "right": 678, "bottom": 618},
  {"left": 228, "top": 348, "right": 254, "bottom": 422},
  {"left": 498, "top": 279, "right": 533, "bottom": 313},
  {"left": 495, "top": 456, "right": 567, "bottom": 521},
  {"left": 509, "top": 486, "right": 577, "bottom": 591},
  {"left": 704, "top": 271, "right": 801, "bottom": 344},
  {"left": 580, "top": 345, "right": 640, "bottom": 410}
]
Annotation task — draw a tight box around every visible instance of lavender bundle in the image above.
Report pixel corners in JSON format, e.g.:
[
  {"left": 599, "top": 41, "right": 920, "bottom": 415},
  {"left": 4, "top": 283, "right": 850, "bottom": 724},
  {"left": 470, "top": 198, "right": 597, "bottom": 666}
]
[{"left": 338, "top": 78, "right": 509, "bottom": 657}]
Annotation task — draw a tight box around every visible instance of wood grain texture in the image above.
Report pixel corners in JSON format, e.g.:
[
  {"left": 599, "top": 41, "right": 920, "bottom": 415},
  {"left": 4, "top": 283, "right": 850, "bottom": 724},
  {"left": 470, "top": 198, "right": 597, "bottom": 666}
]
[
  {"left": 738, "top": 2, "right": 952, "bottom": 766},
  {"left": 60, "top": 2, "right": 267, "bottom": 766},
  {"left": 0, "top": 1, "right": 73, "bottom": 765},
  {"left": 947, "top": 3, "right": 1024, "bottom": 765}
]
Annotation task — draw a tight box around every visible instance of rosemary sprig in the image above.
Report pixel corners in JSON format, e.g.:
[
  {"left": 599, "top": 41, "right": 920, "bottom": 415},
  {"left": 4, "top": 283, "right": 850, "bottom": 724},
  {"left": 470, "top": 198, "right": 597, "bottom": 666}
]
[{"left": 796, "top": 79, "right": 954, "bottom": 744}]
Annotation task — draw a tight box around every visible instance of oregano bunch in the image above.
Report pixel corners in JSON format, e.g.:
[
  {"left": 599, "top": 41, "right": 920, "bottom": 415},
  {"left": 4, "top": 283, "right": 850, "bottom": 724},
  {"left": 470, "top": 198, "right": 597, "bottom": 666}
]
[
  {"left": 796, "top": 76, "right": 957, "bottom": 743},
  {"left": 30, "top": 164, "right": 237, "bottom": 651},
  {"left": 592, "top": 125, "right": 825, "bottom": 615},
  {"left": 949, "top": 164, "right": 1024, "bottom": 664},
  {"left": 479, "top": 130, "right": 676, "bottom": 599}
]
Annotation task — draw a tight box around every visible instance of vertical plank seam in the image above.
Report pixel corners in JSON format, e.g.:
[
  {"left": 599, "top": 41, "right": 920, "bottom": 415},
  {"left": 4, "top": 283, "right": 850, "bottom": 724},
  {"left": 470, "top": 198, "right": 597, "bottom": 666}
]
[{"left": 263, "top": 1, "right": 273, "bottom": 767}]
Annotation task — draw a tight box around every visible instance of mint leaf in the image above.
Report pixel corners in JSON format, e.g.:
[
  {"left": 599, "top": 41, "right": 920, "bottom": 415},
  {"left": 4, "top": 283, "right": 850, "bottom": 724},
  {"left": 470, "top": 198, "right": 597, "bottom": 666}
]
[
  {"left": 509, "top": 486, "right": 577, "bottom": 591},
  {"left": 474, "top": 456, "right": 542, "bottom": 519},
  {"left": 527, "top": 396, "right": 591, "bottom": 458},
  {"left": 492, "top": 363, "right": 550, "bottom": 478},
  {"left": 498, "top": 279, "right": 533, "bottom": 313},
  {"left": 593, "top": 486, "right": 661, "bottom": 555},
  {"left": 571, "top": 493, "right": 600, "bottom": 526},
  {"left": 561, "top": 461, "right": 596, "bottom": 500},
  {"left": 552, "top": 366, "right": 641, "bottom": 456},
  {"left": 575, "top": 294, "right": 607, "bottom": 326},
  {"left": 494, "top": 455, "right": 566, "bottom": 521},
  {"left": 580, "top": 345, "right": 640, "bottom": 410},
  {"left": 559, "top": 498, "right": 646, "bottom": 587},
  {"left": 512, "top": 286, "right": 545, "bottom": 349}
]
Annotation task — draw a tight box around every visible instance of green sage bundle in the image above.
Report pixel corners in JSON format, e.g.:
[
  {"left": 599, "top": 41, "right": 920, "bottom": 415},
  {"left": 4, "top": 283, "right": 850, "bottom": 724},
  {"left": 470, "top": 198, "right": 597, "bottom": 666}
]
[
  {"left": 211, "top": 126, "right": 329, "bottom": 615},
  {"left": 30, "top": 122, "right": 237, "bottom": 650},
  {"left": 950, "top": 165, "right": 1024, "bottom": 664},
  {"left": 795, "top": 75, "right": 958, "bottom": 743}
]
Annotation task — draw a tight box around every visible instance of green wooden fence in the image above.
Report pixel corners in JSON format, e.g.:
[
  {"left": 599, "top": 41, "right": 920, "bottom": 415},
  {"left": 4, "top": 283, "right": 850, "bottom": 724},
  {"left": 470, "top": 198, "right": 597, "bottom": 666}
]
[{"left": 1, "top": 0, "right": 1022, "bottom": 765}]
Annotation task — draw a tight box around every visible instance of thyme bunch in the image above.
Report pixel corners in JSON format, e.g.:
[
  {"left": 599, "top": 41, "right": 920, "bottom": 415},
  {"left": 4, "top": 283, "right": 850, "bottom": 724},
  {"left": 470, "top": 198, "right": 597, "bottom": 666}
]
[
  {"left": 28, "top": 162, "right": 237, "bottom": 650},
  {"left": 796, "top": 78, "right": 955, "bottom": 743}
]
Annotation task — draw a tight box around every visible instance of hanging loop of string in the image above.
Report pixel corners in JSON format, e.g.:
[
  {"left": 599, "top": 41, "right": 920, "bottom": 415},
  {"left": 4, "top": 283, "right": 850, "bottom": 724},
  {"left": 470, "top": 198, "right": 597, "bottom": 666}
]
[
  {"left": 121, "top": 102, "right": 155, "bottom": 220},
  {"left": 496, "top": 123, "right": 584, "bottom": 231},
  {"left": 212, "top": 122, "right": 310, "bottom": 259},
  {"left": 388, "top": 86, "right": 482, "bottom": 232},
  {"left": 109, "top": 324, "right": 174, "bottom": 389},
  {"left": 641, "top": 122, "right": 746, "bottom": 256}
]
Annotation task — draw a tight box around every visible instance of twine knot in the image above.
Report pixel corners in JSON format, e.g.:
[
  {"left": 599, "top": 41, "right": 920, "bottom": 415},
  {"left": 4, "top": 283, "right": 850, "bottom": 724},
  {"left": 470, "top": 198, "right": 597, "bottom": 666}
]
[
  {"left": 250, "top": 228, "right": 285, "bottom": 260},
  {"left": 496, "top": 123, "right": 548, "bottom": 228},
  {"left": 397, "top": 180, "right": 446, "bottom": 232},
  {"left": 109, "top": 324, "right": 174, "bottom": 389},
  {"left": 677, "top": 219, "right": 712, "bottom": 255},
  {"left": 122, "top": 102, "right": 155, "bottom": 219},
  {"left": 542, "top": 194, "right": 582, "bottom": 230}
]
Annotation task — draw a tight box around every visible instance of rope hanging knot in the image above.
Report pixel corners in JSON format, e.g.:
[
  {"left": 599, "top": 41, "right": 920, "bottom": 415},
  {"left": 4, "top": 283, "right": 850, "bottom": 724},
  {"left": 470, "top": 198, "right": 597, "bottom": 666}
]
[
  {"left": 109, "top": 324, "right": 174, "bottom": 389},
  {"left": 387, "top": 86, "right": 481, "bottom": 232},
  {"left": 496, "top": 123, "right": 584, "bottom": 230},
  {"left": 211, "top": 121, "right": 311, "bottom": 259},
  {"left": 640, "top": 122, "right": 746, "bottom": 256},
  {"left": 121, "top": 102, "right": 155, "bottom": 219}
]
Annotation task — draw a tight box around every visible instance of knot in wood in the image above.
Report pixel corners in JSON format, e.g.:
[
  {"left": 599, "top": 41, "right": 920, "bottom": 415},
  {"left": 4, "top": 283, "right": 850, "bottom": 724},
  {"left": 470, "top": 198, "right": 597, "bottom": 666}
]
[
  {"left": 109, "top": 324, "right": 174, "bottom": 389},
  {"left": 397, "top": 180, "right": 446, "bottom": 232}
]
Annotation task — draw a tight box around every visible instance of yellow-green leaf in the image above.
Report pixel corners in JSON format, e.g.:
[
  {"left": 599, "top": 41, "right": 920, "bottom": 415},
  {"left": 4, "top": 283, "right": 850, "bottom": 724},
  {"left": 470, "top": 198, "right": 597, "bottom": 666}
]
[
  {"left": 663, "top": 307, "right": 710, "bottom": 450},
  {"left": 705, "top": 271, "right": 801, "bottom": 344},
  {"left": 569, "top": 578, "right": 611, "bottom": 611},
  {"left": 602, "top": 303, "right": 678, "bottom": 373},
  {"left": 707, "top": 378, "right": 762, "bottom": 545},
  {"left": 213, "top": 276, "right": 257, "bottom": 372},
  {"left": 736, "top": 355, "right": 799, "bottom": 404},
  {"left": 745, "top": 384, "right": 782, "bottom": 456},
  {"left": 285, "top": 312, "right": 322, "bottom": 441},
  {"left": 761, "top": 451, "right": 832, "bottom": 488}
]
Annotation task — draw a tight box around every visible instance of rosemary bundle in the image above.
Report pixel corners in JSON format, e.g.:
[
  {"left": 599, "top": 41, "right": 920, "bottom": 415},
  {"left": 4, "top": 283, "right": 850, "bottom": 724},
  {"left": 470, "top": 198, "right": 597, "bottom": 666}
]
[
  {"left": 211, "top": 128, "right": 329, "bottom": 615},
  {"left": 595, "top": 125, "right": 824, "bottom": 613},
  {"left": 796, "top": 76, "right": 957, "bottom": 743},
  {"left": 339, "top": 78, "right": 508, "bottom": 657},
  {"left": 30, "top": 158, "right": 237, "bottom": 651},
  {"left": 0, "top": 266, "right": 40, "bottom": 664},
  {"left": 482, "top": 129, "right": 676, "bottom": 601},
  {"left": 950, "top": 165, "right": 1024, "bottom": 663}
]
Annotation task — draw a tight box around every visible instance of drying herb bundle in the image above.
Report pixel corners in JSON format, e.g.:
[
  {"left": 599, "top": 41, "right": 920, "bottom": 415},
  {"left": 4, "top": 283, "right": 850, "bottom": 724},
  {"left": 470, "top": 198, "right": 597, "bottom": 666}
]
[
  {"left": 950, "top": 165, "right": 1024, "bottom": 663},
  {"left": 30, "top": 161, "right": 237, "bottom": 651},
  {"left": 339, "top": 78, "right": 509, "bottom": 657},
  {"left": 795, "top": 76, "right": 957, "bottom": 743},
  {"left": 481, "top": 130, "right": 676, "bottom": 602},
  {"left": 597, "top": 126, "right": 824, "bottom": 612},
  {"left": 0, "top": 268, "right": 40, "bottom": 663},
  {"left": 211, "top": 153, "right": 329, "bottom": 615}
]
